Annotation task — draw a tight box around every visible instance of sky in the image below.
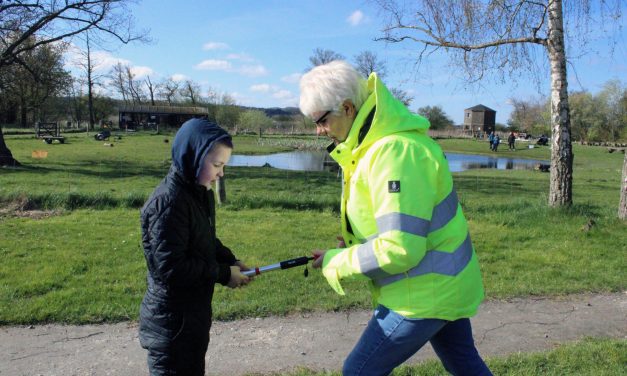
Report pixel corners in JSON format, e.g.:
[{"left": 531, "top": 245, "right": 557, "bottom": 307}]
[{"left": 66, "top": 0, "right": 626, "bottom": 125}]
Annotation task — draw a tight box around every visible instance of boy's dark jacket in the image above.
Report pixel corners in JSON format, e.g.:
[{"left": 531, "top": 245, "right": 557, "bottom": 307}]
[{"left": 139, "top": 118, "right": 236, "bottom": 350}]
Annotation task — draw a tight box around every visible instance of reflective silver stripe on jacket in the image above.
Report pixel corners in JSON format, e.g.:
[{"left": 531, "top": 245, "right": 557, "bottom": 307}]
[
  {"left": 428, "top": 190, "right": 459, "bottom": 232},
  {"left": 373, "top": 233, "right": 473, "bottom": 287},
  {"left": 374, "top": 189, "right": 458, "bottom": 238},
  {"left": 356, "top": 189, "right": 471, "bottom": 284}
]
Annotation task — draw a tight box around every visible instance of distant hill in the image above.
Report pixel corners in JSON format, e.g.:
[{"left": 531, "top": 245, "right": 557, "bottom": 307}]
[{"left": 237, "top": 105, "right": 301, "bottom": 117}]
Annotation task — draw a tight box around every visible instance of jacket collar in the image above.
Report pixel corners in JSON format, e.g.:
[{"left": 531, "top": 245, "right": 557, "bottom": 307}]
[
  {"left": 328, "top": 93, "right": 376, "bottom": 167},
  {"left": 169, "top": 165, "right": 210, "bottom": 198}
]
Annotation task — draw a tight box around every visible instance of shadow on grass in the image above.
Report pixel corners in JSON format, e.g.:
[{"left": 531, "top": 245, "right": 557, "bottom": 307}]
[
  {"left": 16, "top": 159, "right": 169, "bottom": 180},
  {"left": 454, "top": 174, "right": 548, "bottom": 196}
]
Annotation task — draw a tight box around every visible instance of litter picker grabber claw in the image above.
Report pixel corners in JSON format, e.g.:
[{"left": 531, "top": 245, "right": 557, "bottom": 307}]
[{"left": 242, "top": 255, "right": 317, "bottom": 277}]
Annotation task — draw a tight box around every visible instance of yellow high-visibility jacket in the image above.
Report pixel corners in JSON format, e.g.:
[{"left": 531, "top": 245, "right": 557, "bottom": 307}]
[{"left": 322, "top": 73, "right": 484, "bottom": 320}]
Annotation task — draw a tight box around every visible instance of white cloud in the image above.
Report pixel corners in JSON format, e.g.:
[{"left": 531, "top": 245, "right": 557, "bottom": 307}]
[
  {"left": 195, "top": 59, "right": 232, "bottom": 70},
  {"left": 238, "top": 64, "right": 268, "bottom": 77},
  {"left": 91, "top": 51, "right": 131, "bottom": 71},
  {"left": 272, "top": 90, "right": 293, "bottom": 99},
  {"left": 226, "top": 53, "right": 255, "bottom": 62},
  {"left": 131, "top": 66, "right": 154, "bottom": 78},
  {"left": 249, "top": 84, "right": 295, "bottom": 104},
  {"left": 202, "top": 42, "right": 229, "bottom": 50},
  {"left": 250, "top": 84, "right": 272, "bottom": 92},
  {"left": 347, "top": 10, "right": 365, "bottom": 26},
  {"left": 281, "top": 73, "right": 302, "bottom": 84},
  {"left": 171, "top": 73, "right": 188, "bottom": 82},
  {"left": 65, "top": 44, "right": 132, "bottom": 73}
]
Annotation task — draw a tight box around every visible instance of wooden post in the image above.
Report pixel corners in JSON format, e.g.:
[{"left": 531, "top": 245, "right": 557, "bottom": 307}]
[
  {"left": 619, "top": 152, "right": 627, "bottom": 220},
  {"left": 216, "top": 175, "right": 227, "bottom": 204}
]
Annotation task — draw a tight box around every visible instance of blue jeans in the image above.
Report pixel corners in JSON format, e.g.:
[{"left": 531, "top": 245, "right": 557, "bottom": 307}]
[{"left": 343, "top": 305, "right": 492, "bottom": 376}]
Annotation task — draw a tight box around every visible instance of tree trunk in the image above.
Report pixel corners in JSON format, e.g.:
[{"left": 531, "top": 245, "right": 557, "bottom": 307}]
[
  {"left": 87, "top": 35, "right": 95, "bottom": 131},
  {"left": 547, "top": 0, "right": 573, "bottom": 207},
  {"left": 619, "top": 152, "right": 627, "bottom": 220},
  {"left": 0, "top": 126, "right": 20, "bottom": 167}
]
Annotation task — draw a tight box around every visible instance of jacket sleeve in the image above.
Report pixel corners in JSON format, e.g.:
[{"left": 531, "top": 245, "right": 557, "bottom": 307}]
[
  {"left": 216, "top": 238, "right": 237, "bottom": 265},
  {"left": 145, "top": 196, "right": 230, "bottom": 287},
  {"left": 323, "top": 139, "right": 440, "bottom": 294}
]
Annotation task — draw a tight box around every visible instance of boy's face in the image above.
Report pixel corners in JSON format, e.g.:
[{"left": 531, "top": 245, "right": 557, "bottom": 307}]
[{"left": 197, "top": 143, "right": 232, "bottom": 190}]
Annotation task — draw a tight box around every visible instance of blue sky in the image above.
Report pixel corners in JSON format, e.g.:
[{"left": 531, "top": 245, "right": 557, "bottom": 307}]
[{"left": 68, "top": 0, "right": 626, "bottom": 125}]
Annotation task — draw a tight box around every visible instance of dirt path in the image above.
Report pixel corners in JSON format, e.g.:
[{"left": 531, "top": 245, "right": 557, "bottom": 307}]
[{"left": 1, "top": 293, "right": 625, "bottom": 376}]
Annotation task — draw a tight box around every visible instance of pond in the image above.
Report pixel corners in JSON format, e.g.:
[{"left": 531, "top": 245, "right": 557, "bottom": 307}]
[{"left": 228, "top": 151, "right": 548, "bottom": 173}]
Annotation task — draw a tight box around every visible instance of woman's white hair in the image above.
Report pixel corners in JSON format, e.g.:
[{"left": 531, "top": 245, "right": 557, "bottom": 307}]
[{"left": 299, "top": 60, "right": 368, "bottom": 119}]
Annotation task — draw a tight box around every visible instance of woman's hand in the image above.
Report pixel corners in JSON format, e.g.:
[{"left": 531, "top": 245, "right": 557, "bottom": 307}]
[
  {"left": 227, "top": 266, "right": 250, "bottom": 288},
  {"left": 311, "top": 250, "right": 327, "bottom": 269},
  {"left": 336, "top": 236, "right": 346, "bottom": 248}
]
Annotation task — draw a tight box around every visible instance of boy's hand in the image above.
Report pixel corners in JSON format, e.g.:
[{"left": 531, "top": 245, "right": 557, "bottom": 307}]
[{"left": 227, "top": 266, "right": 250, "bottom": 288}]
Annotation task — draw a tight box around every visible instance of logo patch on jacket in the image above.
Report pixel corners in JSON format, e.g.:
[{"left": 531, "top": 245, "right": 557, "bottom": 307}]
[{"left": 388, "top": 181, "right": 401, "bottom": 193}]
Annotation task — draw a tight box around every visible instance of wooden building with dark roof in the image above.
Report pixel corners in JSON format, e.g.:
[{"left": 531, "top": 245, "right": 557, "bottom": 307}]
[
  {"left": 117, "top": 105, "right": 209, "bottom": 130},
  {"left": 463, "top": 104, "right": 496, "bottom": 134}
]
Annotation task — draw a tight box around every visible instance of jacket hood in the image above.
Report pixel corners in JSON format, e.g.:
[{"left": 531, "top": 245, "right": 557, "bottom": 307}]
[
  {"left": 341, "top": 73, "right": 430, "bottom": 154},
  {"left": 171, "top": 118, "right": 231, "bottom": 183}
]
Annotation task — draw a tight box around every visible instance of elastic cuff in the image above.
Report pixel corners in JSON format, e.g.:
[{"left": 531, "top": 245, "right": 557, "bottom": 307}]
[{"left": 217, "top": 264, "right": 231, "bottom": 286}]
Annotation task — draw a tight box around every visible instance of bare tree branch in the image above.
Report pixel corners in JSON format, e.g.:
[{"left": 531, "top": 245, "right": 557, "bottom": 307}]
[{"left": 0, "top": 1, "right": 148, "bottom": 69}]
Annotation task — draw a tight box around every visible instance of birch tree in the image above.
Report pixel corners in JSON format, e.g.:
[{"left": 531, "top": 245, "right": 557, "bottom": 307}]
[{"left": 374, "top": 0, "right": 622, "bottom": 207}]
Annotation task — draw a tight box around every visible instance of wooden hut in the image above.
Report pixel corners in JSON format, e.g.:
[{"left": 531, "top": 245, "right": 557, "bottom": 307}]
[
  {"left": 117, "top": 105, "right": 209, "bottom": 130},
  {"left": 463, "top": 104, "right": 496, "bottom": 136}
]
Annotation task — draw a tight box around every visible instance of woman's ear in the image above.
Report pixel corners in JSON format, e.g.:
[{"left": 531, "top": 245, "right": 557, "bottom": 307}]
[{"left": 342, "top": 99, "right": 356, "bottom": 118}]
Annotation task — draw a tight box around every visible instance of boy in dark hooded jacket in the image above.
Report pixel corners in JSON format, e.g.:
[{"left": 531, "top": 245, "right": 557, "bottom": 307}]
[{"left": 139, "top": 118, "right": 250, "bottom": 375}]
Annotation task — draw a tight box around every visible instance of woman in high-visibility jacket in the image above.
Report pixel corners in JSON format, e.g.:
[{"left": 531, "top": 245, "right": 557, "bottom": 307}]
[{"left": 300, "top": 61, "right": 492, "bottom": 376}]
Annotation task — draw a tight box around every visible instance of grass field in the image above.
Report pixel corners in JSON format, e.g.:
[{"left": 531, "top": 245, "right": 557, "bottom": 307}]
[
  {"left": 278, "top": 338, "right": 626, "bottom": 376},
  {"left": 0, "top": 131, "right": 625, "bottom": 324}
]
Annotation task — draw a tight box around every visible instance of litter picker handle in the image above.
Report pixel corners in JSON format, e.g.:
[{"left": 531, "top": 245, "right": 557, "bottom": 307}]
[{"left": 242, "top": 256, "right": 314, "bottom": 277}]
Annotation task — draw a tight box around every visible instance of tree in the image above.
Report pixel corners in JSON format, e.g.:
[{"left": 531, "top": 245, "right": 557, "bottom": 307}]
[
  {"left": 66, "top": 77, "right": 88, "bottom": 128},
  {"left": 567, "top": 80, "right": 626, "bottom": 142},
  {"left": 238, "top": 109, "right": 273, "bottom": 134},
  {"left": 145, "top": 75, "right": 156, "bottom": 106},
  {"left": 215, "top": 93, "right": 241, "bottom": 132},
  {"left": 568, "top": 91, "right": 598, "bottom": 142},
  {"left": 158, "top": 77, "right": 180, "bottom": 105},
  {"left": 596, "top": 80, "right": 626, "bottom": 142},
  {"left": 125, "top": 65, "right": 143, "bottom": 104},
  {"left": 180, "top": 80, "right": 201, "bottom": 105},
  {"left": 0, "top": 37, "right": 71, "bottom": 128},
  {"left": 417, "top": 105, "right": 454, "bottom": 130},
  {"left": 374, "top": 0, "right": 622, "bottom": 207},
  {"left": 389, "top": 87, "right": 413, "bottom": 107},
  {"left": 110, "top": 62, "right": 129, "bottom": 103},
  {"left": 0, "top": 0, "right": 147, "bottom": 167},
  {"left": 309, "top": 48, "right": 345, "bottom": 68},
  {"left": 620, "top": 153, "right": 627, "bottom": 220},
  {"left": 508, "top": 97, "right": 550, "bottom": 135},
  {"left": 84, "top": 34, "right": 97, "bottom": 129},
  {"left": 71, "top": 32, "right": 106, "bottom": 131},
  {"left": 206, "top": 86, "right": 220, "bottom": 122},
  {"left": 109, "top": 62, "right": 144, "bottom": 105},
  {"left": 354, "top": 50, "right": 387, "bottom": 79}
]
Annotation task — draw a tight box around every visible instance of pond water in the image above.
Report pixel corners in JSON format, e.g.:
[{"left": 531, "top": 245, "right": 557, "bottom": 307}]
[{"left": 228, "top": 151, "right": 548, "bottom": 173}]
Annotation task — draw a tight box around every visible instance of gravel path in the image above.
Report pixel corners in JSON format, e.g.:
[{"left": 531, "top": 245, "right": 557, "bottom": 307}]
[{"left": 1, "top": 293, "right": 625, "bottom": 376}]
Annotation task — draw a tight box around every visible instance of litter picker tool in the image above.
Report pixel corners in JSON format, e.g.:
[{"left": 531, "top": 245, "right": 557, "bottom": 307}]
[{"left": 242, "top": 255, "right": 317, "bottom": 277}]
